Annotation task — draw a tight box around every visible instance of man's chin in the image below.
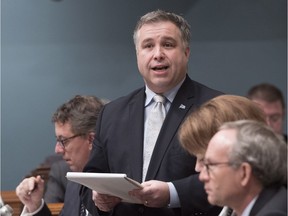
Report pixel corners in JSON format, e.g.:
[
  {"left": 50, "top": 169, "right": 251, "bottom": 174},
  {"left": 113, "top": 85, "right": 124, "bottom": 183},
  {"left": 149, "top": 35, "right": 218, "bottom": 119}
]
[
  {"left": 207, "top": 196, "right": 217, "bottom": 206},
  {"left": 69, "top": 165, "right": 77, "bottom": 172}
]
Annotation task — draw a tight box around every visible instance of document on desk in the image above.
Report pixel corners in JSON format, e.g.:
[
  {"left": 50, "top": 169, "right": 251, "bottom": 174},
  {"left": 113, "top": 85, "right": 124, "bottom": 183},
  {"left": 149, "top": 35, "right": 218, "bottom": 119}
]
[{"left": 66, "top": 172, "right": 143, "bottom": 204}]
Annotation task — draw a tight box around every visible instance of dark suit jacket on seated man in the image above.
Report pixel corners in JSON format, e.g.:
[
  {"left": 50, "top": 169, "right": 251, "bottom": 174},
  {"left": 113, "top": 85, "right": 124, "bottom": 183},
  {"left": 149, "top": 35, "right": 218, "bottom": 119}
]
[{"left": 81, "top": 10, "right": 222, "bottom": 216}]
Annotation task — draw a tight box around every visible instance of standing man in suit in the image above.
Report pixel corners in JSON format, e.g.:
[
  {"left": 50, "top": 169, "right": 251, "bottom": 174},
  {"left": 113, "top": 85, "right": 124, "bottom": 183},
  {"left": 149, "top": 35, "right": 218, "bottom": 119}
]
[
  {"left": 81, "top": 10, "right": 222, "bottom": 216},
  {"left": 16, "top": 95, "right": 104, "bottom": 216},
  {"left": 200, "top": 120, "right": 287, "bottom": 216}
]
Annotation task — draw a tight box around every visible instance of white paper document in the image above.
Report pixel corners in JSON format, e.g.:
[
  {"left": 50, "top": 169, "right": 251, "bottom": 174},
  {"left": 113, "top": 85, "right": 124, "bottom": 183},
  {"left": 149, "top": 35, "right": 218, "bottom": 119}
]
[{"left": 66, "top": 172, "right": 143, "bottom": 204}]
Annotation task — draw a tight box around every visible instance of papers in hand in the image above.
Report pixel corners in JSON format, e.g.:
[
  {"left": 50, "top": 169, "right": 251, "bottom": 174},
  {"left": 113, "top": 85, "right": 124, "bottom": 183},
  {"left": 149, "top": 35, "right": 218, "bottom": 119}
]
[{"left": 66, "top": 172, "right": 143, "bottom": 204}]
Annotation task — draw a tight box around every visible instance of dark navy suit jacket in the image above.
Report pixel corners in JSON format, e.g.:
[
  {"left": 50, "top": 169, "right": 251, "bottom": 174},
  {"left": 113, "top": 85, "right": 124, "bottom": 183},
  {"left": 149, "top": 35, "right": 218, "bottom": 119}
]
[
  {"left": 81, "top": 76, "right": 223, "bottom": 216},
  {"left": 250, "top": 186, "right": 287, "bottom": 216},
  {"left": 35, "top": 181, "right": 88, "bottom": 216}
]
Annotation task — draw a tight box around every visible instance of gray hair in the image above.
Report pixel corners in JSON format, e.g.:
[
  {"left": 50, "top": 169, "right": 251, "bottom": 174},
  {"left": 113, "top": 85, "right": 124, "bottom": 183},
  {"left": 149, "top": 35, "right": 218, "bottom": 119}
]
[
  {"left": 133, "top": 10, "right": 191, "bottom": 48},
  {"left": 52, "top": 95, "right": 104, "bottom": 135},
  {"left": 221, "top": 120, "right": 287, "bottom": 187}
]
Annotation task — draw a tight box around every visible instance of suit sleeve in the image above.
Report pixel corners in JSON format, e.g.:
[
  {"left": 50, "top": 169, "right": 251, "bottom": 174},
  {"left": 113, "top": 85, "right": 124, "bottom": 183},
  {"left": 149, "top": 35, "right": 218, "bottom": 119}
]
[
  {"left": 173, "top": 175, "right": 222, "bottom": 215},
  {"left": 34, "top": 203, "right": 52, "bottom": 216}
]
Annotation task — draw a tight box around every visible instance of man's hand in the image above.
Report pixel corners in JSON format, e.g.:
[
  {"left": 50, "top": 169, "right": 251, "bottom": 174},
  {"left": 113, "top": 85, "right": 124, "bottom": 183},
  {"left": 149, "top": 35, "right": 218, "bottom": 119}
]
[
  {"left": 129, "top": 180, "right": 170, "bottom": 207},
  {"left": 92, "top": 191, "right": 121, "bottom": 212},
  {"left": 15, "top": 175, "right": 45, "bottom": 213}
]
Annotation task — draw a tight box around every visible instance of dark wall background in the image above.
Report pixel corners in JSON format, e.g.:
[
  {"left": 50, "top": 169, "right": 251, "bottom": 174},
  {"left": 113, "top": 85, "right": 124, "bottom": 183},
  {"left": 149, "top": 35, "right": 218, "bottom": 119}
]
[{"left": 1, "top": 0, "right": 286, "bottom": 190}]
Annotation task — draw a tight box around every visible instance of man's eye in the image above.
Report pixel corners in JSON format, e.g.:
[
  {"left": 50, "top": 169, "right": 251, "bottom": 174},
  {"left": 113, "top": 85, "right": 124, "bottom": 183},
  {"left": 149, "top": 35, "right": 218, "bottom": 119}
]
[
  {"left": 271, "top": 116, "right": 281, "bottom": 122},
  {"left": 268, "top": 115, "right": 281, "bottom": 122},
  {"left": 163, "top": 43, "right": 174, "bottom": 48},
  {"left": 144, "top": 44, "right": 153, "bottom": 48}
]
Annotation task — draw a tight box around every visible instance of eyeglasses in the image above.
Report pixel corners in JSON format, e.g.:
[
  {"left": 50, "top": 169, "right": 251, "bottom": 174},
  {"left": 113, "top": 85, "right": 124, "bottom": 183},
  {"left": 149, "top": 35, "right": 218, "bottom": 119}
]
[
  {"left": 56, "top": 134, "right": 83, "bottom": 149},
  {"left": 202, "top": 161, "right": 233, "bottom": 177},
  {"left": 266, "top": 114, "right": 282, "bottom": 123}
]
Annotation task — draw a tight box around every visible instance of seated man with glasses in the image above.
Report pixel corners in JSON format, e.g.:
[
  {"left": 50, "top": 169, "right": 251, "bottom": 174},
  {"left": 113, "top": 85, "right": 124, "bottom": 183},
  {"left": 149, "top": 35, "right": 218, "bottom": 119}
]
[
  {"left": 16, "top": 95, "right": 105, "bottom": 216},
  {"left": 200, "top": 120, "right": 287, "bottom": 216},
  {"left": 178, "top": 95, "right": 267, "bottom": 215}
]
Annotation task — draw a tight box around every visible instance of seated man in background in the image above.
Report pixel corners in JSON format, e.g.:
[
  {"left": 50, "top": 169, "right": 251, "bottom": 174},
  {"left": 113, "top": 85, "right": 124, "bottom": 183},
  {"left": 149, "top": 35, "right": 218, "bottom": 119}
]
[
  {"left": 16, "top": 95, "right": 104, "bottom": 216},
  {"left": 43, "top": 96, "right": 110, "bottom": 204},
  {"left": 200, "top": 120, "right": 287, "bottom": 215},
  {"left": 247, "top": 83, "right": 287, "bottom": 142}
]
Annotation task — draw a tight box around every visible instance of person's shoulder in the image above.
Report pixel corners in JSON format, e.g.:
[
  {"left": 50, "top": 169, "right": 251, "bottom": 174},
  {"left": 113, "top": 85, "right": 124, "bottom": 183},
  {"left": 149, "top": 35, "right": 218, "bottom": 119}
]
[
  {"left": 183, "top": 76, "right": 223, "bottom": 101},
  {"left": 106, "top": 87, "right": 145, "bottom": 106},
  {"left": 260, "top": 186, "right": 287, "bottom": 211},
  {"left": 276, "top": 186, "right": 287, "bottom": 197},
  {"left": 188, "top": 77, "right": 222, "bottom": 94}
]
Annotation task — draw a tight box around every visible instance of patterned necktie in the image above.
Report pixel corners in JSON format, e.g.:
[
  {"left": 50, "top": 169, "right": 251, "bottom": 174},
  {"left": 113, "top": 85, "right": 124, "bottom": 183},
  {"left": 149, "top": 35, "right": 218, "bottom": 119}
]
[
  {"left": 142, "top": 94, "right": 166, "bottom": 181},
  {"left": 80, "top": 203, "right": 86, "bottom": 216},
  {"left": 226, "top": 207, "right": 234, "bottom": 216}
]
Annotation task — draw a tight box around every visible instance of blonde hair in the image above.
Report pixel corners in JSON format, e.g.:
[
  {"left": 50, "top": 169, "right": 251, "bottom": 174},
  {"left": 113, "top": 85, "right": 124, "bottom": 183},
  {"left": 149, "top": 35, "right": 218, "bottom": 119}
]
[{"left": 179, "top": 95, "right": 266, "bottom": 156}]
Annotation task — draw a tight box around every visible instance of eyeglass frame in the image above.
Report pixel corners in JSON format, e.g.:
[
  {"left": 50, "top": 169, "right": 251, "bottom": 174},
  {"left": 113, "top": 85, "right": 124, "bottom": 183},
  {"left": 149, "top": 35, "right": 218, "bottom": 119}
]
[
  {"left": 265, "top": 114, "right": 283, "bottom": 123},
  {"left": 56, "top": 133, "right": 84, "bottom": 149},
  {"left": 202, "top": 160, "right": 235, "bottom": 177}
]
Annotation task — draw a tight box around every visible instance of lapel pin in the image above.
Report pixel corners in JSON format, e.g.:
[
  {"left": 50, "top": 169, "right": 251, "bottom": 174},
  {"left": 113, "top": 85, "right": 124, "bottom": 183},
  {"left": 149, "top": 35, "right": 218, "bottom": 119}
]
[{"left": 179, "top": 104, "right": 186, "bottom": 109}]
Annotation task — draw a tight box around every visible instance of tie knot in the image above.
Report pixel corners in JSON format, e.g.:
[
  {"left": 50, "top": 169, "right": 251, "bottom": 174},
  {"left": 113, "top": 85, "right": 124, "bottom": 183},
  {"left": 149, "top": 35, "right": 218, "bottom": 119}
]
[{"left": 153, "top": 94, "right": 165, "bottom": 104}]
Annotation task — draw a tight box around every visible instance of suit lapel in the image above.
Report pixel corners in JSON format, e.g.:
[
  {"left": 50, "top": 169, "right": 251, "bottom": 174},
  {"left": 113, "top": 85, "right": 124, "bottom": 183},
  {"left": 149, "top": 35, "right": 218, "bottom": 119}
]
[
  {"left": 146, "top": 77, "right": 197, "bottom": 180},
  {"left": 62, "top": 181, "right": 81, "bottom": 216},
  {"left": 127, "top": 89, "right": 146, "bottom": 182},
  {"left": 249, "top": 187, "right": 278, "bottom": 215}
]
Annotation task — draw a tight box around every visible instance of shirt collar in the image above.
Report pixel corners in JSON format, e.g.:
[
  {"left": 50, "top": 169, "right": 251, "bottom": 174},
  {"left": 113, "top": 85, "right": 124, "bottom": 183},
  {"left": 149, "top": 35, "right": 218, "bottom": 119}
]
[
  {"left": 240, "top": 195, "right": 258, "bottom": 216},
  {"left": 145, "top": 78, "right": 185, "bottom": 107}
]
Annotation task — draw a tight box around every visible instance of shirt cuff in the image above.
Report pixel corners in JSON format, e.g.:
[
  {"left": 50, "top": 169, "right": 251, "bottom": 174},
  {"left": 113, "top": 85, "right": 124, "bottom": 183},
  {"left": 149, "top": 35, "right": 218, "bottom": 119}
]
[
  {"left": 167, "top": 182, "right": 181, "bottom": 208},
  {"left": 20, "top": 199, "right": 45, "bottom": 216}
]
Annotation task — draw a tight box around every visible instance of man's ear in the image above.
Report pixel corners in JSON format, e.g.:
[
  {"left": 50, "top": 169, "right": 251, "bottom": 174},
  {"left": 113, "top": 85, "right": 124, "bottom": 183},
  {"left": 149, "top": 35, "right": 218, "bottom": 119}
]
[
  {"left": 239, "top": 162, "right": 253, "bottom": 186},
  {"left": 88, "top": 132, "right": 96, "bottom": 144},
  {"left": 184, "top": 47, "right": 190, "bottom": 58}
]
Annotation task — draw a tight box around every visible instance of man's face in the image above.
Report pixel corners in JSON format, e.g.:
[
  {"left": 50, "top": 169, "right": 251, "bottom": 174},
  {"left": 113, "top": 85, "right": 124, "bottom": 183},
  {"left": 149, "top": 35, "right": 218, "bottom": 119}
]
[
  {"left": 199, "top": 129, "right": 243, "bottom": 207},
  {"left": 135, "top": 21, "right": 190, "bottom": 94},
  {"left": 252, "top": 99, "right": 284, "bottom": 135},
  {"left": 54, "top": 122, "right": 92, "bottom": 172}
]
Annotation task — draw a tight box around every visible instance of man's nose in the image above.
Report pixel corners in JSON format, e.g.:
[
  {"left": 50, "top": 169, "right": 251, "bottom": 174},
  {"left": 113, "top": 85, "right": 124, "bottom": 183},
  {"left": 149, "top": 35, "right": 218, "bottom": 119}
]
[
  {"left": 195, "top": 160, "right": 204, "bottom": 173},
  {"left": 55, "top": 142, "right": 64, "bottom": 154},
  {"left": 265, "top": 117, "right": 273, "bottom": 127},
  {"left": 153, "top": 46, "right": 165, "bottom": 60},
  {"left": 199, "top": 166, "right": 209, "bottom": 182}
]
